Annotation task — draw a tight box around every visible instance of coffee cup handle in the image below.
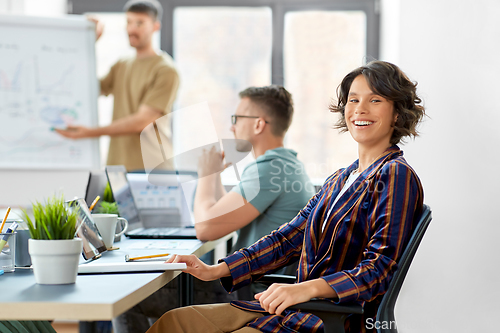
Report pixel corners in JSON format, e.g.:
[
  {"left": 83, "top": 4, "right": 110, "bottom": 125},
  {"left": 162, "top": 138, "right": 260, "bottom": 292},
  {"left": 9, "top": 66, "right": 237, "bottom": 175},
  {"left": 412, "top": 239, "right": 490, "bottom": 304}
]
[{"left": 115, "top": 218, "right": 128, "bottom": 237}]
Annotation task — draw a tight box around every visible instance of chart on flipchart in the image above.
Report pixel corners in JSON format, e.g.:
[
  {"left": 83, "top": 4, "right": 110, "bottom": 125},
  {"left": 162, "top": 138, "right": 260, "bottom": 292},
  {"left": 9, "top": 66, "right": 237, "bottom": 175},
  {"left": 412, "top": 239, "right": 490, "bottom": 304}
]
[{"left": 0, "top": 15, "right": 100, "bottom": 169}]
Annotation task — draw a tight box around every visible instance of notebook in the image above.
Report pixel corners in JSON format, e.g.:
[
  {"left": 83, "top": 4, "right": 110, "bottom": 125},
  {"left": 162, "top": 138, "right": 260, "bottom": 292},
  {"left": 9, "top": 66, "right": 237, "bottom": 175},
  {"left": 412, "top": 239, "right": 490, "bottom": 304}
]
[
  {"left": 105, "top": 165, "right": 198, "bottom": 239},
  {"left": 78, "top": 261, "right": 186, "bottom": 274}
]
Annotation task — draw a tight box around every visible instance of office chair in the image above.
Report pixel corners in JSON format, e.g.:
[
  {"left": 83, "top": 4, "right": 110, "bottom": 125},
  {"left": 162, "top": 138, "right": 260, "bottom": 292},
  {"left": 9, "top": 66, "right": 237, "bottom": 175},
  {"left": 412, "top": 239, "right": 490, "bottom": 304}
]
[{"left": 258, "top": 204, "right": 432, "bottom": 333}]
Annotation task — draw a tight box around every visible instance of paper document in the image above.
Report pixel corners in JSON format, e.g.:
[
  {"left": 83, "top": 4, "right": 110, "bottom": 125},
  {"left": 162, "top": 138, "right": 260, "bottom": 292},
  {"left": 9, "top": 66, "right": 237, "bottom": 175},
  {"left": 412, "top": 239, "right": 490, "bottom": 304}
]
[{"left": 126, "top": 240, "right": 197, "bottom": 250}]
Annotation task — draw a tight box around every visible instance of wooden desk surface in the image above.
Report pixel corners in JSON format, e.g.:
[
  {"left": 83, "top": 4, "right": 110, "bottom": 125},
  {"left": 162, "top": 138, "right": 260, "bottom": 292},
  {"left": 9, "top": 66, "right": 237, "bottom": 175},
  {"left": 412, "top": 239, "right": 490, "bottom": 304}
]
[{"left": 0, "top": 234, "right": 234, "bottom": 320}]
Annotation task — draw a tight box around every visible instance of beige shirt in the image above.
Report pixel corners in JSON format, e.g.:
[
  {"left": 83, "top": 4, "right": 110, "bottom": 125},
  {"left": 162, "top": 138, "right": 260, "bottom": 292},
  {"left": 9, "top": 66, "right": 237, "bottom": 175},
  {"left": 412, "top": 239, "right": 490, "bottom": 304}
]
[{"left": 100, "top": 52, "right": 179, "bottom": 171}]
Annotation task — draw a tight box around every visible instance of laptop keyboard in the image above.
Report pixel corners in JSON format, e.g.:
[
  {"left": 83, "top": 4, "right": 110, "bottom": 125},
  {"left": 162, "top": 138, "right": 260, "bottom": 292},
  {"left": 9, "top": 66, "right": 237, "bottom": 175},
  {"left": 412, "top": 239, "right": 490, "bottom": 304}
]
[{"left": 132, "top": 228, "right": 180, "bottom": 236}]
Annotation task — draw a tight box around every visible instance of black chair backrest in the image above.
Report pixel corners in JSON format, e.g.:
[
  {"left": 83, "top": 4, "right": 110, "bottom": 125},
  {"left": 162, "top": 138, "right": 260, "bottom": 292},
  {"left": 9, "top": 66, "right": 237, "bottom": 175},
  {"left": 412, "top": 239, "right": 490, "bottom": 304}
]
[{"left": 376, "top": 204, "right": 432, "bottom": 333}]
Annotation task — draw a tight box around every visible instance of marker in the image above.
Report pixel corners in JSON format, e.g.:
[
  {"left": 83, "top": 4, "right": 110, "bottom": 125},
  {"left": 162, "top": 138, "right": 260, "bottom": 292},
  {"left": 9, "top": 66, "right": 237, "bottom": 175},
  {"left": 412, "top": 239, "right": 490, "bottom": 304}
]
[
  {"left": 0, "top": 222, "right": 19, "bottom": 253},
  {"left": 51, "top": 127, "right": 76, "bottom": 131},
  {"left": 125, "top": 253, "right": 170, "bottom": 262}
]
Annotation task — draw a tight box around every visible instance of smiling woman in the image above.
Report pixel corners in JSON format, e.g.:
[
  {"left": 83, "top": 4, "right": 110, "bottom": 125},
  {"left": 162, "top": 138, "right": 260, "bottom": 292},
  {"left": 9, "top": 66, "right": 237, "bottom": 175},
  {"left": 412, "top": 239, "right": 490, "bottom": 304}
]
[
  {"left": 331, "top": 60, "right": 425, "bottom": 147},
  {"left": 343, "top": 75, "right": 397, "bottom": 154},
  {"left": 144, "top": 60, "right": 427, "bottom": 333},
  {"left": 329, "top": 61, "right": 425, "bottom": 174}
]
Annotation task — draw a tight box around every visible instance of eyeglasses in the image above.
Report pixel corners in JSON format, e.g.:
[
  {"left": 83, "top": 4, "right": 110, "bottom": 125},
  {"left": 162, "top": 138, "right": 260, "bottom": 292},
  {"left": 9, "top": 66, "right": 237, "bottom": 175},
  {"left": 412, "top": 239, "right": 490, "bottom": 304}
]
[{"left": 231, "top": 115, "right": 269, "bottom": 125}]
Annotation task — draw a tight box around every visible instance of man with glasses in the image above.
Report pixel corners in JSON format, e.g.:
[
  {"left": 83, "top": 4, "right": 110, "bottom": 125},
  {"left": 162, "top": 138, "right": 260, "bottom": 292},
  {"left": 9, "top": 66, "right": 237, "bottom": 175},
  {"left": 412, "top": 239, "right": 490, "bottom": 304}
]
[
  {"left": 112, "top": 85, "right": 315, "bottom": 333},
  {"left": 194, "top": 85, "right": 315, "bottom": 254}
]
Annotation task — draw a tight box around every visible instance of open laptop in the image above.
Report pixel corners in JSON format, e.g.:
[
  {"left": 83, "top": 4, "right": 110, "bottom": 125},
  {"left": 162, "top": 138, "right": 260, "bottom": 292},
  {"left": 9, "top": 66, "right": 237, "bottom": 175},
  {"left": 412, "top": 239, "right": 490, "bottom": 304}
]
[{"left": 105, "top": 165, "right": 198, "bottom": 239}]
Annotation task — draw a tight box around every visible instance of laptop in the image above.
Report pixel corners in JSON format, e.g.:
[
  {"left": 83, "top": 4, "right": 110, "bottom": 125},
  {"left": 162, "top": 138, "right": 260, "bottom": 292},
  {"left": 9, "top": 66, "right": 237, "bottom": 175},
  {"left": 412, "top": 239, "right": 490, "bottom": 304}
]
[{"left": 105, "top": 165, "right": 198, "bottom": 239}]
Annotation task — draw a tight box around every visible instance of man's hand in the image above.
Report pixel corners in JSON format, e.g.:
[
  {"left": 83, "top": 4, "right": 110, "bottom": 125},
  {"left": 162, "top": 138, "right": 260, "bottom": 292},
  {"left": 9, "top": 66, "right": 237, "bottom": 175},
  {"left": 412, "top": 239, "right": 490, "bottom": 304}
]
[
  {"left": 54, "top": 125, "right": 97, "bottom": 139},
  {"left": 166, "top": 254, "right": 230, "bottom": 281},
  {"left": 87, "top": 16, "right": 104, "bottom": 41},
  {"left": 254, "top": 282, "right": 317, "bottom": 316},
  {"left": 197, "top": 146, "right": 231, "bottom": 178}
]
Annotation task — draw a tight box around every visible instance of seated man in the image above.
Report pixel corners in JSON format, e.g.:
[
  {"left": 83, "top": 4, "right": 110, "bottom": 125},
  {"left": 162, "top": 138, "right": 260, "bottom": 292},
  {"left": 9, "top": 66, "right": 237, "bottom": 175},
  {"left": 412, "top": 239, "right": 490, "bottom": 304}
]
[
  {"left": 194, "top": 85, "right": 315, "bottom": 252},
  {"left": 112, "top": 85, "right": 315, "bottom": 333},
  {"left": 146, "top": 60, "right": 426, "bottom": 333}
]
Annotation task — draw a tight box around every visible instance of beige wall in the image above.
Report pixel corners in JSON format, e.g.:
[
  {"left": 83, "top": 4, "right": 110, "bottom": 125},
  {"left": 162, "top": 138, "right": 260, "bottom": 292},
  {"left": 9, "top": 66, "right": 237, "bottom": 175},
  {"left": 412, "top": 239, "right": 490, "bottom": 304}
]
[{"left": 381, "top": 0, "right": 499, "bottom": 331}]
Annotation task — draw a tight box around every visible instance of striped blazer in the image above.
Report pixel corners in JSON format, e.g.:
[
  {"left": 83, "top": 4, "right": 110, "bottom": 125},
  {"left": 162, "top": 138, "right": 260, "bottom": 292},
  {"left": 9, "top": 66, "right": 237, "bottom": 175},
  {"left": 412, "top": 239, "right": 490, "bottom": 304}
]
[{"left": 220, "top": 146, "right": 424, "bottom": 333}]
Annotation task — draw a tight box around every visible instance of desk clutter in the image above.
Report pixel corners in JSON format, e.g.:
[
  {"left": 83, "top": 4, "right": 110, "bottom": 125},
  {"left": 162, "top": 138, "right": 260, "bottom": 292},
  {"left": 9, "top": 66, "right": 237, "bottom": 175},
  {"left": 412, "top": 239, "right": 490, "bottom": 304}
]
[{"left": 0, "top": 195, "right": 195, "bottom": 281}]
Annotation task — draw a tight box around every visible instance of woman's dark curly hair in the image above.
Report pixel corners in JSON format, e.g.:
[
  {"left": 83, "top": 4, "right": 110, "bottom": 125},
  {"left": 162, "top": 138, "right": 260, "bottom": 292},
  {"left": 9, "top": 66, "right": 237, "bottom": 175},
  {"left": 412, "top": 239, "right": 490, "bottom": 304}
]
[{"left": 329, "top": 60, "right": 425, "bottom": 145}]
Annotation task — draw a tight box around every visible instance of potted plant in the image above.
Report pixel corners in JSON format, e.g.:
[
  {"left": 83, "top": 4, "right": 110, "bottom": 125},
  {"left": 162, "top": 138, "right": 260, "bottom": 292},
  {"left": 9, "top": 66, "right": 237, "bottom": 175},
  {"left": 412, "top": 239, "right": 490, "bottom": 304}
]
[
  {"left": 96, "top": 201, "right": 119, "bottom": 215},
  {"left": 23, "top": 195, "right": 82, "bottom": 285},
  {"left": 96, "top": 183, "right": 119, "bottom": 214}
]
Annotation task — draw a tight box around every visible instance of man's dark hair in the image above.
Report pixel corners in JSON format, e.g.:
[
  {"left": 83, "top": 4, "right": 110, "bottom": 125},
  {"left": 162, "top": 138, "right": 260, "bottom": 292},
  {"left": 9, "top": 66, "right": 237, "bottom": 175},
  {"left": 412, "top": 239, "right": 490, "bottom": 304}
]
[
  {"left": 329, "top": 60, "right": 425, "bottom": 145},
  {"left": 123, "top": 0, "right": 163, "bottom": 22},
  {"left": 239, "top": 85, "right": 294, "bottom": 137}
]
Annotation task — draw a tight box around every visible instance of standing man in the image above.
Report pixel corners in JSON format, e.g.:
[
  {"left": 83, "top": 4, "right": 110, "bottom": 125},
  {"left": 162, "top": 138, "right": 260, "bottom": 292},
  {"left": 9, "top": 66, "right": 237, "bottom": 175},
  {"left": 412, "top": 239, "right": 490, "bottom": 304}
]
[{"left": 56, "top": 0, "right": 179, "bottom": 171}]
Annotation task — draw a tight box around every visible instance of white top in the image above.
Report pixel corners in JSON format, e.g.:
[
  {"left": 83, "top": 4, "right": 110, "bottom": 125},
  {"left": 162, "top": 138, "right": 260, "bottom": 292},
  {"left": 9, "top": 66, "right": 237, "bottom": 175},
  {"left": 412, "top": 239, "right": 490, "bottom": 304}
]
[{"left": 322, "top": 170, "right": 361, "bottom": 233}]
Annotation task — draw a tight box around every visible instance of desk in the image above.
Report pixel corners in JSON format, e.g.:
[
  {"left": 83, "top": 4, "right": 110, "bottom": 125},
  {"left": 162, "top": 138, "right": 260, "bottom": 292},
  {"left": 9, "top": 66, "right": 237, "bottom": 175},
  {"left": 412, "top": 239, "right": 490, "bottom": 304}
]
[{"left": 0, "top": 234, "right": 234, "bottom": 330}]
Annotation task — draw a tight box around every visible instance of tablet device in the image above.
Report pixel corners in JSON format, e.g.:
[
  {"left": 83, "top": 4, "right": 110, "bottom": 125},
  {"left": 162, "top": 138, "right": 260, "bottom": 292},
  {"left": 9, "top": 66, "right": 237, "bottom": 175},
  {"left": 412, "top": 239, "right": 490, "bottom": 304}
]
[{"left": 65, "top": 198, "right": 107, "bottom": 260}]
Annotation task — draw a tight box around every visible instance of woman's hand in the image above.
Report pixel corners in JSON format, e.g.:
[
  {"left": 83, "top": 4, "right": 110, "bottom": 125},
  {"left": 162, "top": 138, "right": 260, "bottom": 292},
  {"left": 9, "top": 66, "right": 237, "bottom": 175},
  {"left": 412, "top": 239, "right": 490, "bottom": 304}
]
[
  {"left": 255, "top": 279, "right": 337, "bottom": 316},
  {"left": 166, "top": 254, "right": 230, "bottom": 281},
  {"left": 254, "top": 283, "right": 313, "bottom": 316}
]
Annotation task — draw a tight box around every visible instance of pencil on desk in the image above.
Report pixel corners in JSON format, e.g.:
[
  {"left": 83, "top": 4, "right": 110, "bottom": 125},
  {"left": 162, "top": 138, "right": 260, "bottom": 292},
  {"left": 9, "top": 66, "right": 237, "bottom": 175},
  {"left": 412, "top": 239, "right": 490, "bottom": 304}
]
[
  {"left": 89, "top": 196, "right": 100, "bottom": 212},
  {"left": 125, "top": 253, "right": 170, "bottom": 262},
  {"left": 0, "top": 207, "right": 12, "bottom": 233}
]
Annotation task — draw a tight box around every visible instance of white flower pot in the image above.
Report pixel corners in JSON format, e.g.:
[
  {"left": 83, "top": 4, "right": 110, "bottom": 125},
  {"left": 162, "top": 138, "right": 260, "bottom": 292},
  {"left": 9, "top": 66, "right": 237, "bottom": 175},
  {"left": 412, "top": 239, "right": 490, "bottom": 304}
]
[{"left": 28, "top": 238, "right": 82, "bottom": 285}]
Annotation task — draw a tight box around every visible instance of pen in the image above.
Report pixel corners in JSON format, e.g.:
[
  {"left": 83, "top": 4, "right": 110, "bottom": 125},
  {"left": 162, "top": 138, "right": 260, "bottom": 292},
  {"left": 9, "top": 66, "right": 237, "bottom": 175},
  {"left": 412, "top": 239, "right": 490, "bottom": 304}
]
[
  {"left": 89, "top": 195, "right": 100, "bottom": 212},
  {"left": 0, "top": 222, "right": 19, "bottom": 253},
  {"left": 125, "top": 253, "right": 170, "bottom": 262},
  {"left": 0, "top": 207, "right": 11, "bottom": 233}
]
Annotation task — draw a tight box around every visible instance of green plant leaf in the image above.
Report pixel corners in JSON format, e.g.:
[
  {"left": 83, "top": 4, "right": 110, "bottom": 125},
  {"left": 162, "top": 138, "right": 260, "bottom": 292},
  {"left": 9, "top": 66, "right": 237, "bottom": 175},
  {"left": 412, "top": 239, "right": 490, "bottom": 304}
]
[
  {"left": 103, "top": 182, "right": 115, "bottom": 203},
  {"left": 24, "top": 194, "right": 78, "bottom": 240},
  {"left": 96, "top": 201, "right": 119, "bottom": 215}
]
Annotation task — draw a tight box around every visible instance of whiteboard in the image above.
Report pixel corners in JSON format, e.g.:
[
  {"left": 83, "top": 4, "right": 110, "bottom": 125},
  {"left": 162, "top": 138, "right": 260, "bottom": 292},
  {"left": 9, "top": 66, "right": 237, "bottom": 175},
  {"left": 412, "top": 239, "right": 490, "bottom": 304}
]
[{"left": 0, "top": 14, "right": 100, "bottom": 170}]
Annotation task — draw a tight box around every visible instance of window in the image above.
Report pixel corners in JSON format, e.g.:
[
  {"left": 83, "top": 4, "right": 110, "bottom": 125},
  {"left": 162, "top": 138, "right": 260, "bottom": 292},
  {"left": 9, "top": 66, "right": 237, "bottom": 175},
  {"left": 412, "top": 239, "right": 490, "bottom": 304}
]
[
  {"left": 172, "top": 6, "right": 272, "bottom": 155},
  {"left": 70, "top": 0, "right": 379, "bottom": 182},
  {"left": 284, "top": 10, "right": 366, "bottom": 181}
]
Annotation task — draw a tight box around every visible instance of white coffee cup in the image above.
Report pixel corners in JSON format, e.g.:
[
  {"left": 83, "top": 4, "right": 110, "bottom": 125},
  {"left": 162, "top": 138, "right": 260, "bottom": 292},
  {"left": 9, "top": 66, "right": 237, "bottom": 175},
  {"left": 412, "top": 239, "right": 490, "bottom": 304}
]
[{"left": 91, "top": 214, "right": 128, "bottom": 249}]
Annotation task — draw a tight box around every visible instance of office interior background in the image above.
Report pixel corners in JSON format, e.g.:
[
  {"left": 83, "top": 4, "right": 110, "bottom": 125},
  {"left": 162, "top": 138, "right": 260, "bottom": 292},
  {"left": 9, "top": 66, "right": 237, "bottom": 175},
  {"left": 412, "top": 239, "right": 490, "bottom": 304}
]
[{"left": 1, "top": 0, "right": 498, "bottom": 331}]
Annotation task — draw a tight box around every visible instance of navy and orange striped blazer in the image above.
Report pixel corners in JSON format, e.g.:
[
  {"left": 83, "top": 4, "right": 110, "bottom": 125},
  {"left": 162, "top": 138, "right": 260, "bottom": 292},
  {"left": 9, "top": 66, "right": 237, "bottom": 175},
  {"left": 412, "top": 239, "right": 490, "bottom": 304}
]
[{"left": 220, "top": 146, "right": 424, "bottom": 333}]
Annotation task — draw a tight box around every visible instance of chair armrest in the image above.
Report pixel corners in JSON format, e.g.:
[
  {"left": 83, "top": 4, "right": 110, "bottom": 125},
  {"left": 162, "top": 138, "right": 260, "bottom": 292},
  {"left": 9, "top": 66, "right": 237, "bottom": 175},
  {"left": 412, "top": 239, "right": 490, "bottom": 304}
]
[
  {"left": 290, "top": 300, "right": 363, "bottom": 333},
  {"left": 256, "top": 275, "right": 363, "bottom": 333},
  {"left": 290, "top": 299, "right": 363, "bottom": 315},
  {"left": 257, "top": 274, "right": 296, "bottom": 285},
  {"left": 256, "top": 275, "right": 362, "bottom": 314}
]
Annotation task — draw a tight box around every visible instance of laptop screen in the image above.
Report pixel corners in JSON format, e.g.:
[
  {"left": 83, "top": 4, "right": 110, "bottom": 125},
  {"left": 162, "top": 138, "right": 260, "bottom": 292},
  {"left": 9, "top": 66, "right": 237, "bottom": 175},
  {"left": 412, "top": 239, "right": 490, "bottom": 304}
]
[
  {"left": 105, "top": 166, "right": 198, "bottom": 229},
  {"left": 105, "top": 165, "right": 142, "bottom": 229},
  {"left": 129, "top": 171, "right": 198, "bottom": 226}
]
